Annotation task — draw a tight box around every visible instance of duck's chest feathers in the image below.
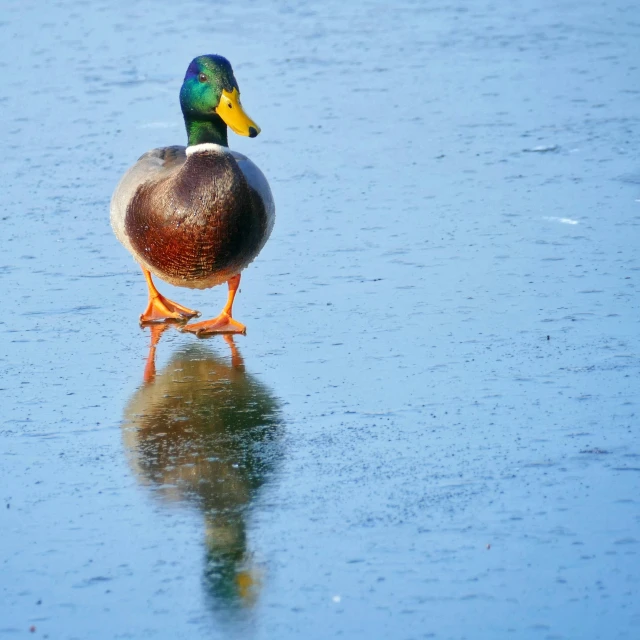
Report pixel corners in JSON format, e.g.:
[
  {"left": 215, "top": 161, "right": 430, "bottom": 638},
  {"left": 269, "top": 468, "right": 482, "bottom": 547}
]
[{"left": 125, "top": 150, "right": 266, "bottom": 283}]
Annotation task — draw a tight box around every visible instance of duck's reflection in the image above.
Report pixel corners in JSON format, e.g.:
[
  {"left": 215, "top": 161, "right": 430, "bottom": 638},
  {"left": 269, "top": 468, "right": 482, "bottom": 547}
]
[{"left": 122, "top": 326, "right": 283, "bottom": 612}]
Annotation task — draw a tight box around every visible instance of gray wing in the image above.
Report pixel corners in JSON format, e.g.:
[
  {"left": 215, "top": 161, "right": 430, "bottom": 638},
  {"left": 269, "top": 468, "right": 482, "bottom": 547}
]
[
  {"left": 110, "top": 146, "right": 187, "bottom": 254},
  {"left": 230, "top": 150, "right": 276, "bottom": 241}
]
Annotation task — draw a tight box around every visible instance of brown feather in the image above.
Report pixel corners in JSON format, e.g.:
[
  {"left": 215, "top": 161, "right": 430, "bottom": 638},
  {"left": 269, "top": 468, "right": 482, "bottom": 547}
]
[{"left": 125, "top": 150, "right": 267, "bottom": 287}]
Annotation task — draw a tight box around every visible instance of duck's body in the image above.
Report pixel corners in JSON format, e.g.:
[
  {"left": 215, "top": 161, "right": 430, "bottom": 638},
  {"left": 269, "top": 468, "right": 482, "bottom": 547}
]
[
  {"left": 111, "top": 144, "right": 274, "bottom": 289},
  {"left": 110, "top": 55, "right": 274, "bottom": 335}
]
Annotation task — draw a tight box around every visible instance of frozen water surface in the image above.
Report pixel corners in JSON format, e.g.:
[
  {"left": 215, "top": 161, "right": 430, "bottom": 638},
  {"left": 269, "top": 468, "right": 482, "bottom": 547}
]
[{"left": 1, "top": 0, "right": 639, "bottom": 638}]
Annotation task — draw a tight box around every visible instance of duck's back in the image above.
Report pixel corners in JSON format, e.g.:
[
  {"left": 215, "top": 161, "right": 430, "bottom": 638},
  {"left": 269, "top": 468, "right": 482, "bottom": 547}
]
[{"left": 110, "top": 144, "right": 274, "bottom": 289}]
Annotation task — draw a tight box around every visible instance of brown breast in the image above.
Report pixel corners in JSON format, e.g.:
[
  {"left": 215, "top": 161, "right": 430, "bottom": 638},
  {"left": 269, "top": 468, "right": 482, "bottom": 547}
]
[{"left": 125, "top": 150, "right": 267, "bottom": 284}]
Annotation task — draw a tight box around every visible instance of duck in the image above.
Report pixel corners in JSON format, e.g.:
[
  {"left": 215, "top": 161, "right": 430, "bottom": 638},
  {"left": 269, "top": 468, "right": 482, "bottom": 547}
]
[{"left": 110, "top": 55, "right": 275, "bottom": 336}]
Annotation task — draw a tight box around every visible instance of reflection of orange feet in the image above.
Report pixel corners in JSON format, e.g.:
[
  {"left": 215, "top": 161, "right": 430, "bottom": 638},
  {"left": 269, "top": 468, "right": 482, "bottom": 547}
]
[
  {"left": 143, "top": 324, "right": 170, "bottom": 384},
  {"left": 223, "top": 334, "right": 245, "bottom": 370},
  {"left": 139, "top": 294, "right": 200, "bottom": 324},
  {"left": 181, "top": 312, "right": 246, "bottom": 337},
  {"left": 147, "top": 323, "right": 170, "bottom": 347}
]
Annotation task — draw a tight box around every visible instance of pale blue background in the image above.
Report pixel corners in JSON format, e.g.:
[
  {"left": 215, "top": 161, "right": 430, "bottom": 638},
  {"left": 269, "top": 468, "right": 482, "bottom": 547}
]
[{"left": 1, "top": 0, "right": 639, "bottom": 638}]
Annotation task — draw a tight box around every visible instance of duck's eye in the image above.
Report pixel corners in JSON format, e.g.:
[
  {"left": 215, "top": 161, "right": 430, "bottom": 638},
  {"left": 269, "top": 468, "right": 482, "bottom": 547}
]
[{"left": 198, "top": 73, "right": 208, "bottom": 83}]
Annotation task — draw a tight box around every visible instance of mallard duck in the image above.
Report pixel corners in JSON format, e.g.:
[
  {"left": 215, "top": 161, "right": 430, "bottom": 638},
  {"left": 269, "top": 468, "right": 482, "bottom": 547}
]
[{"left": 111, "top": 55, "right": 274, "bottom": 335}]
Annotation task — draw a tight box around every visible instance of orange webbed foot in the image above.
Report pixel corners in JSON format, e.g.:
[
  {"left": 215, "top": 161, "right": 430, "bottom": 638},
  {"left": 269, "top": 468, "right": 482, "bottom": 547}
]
[
  {"left": 139, "top": 293, "right": 201, "bottom": 324},
  {"left": 181, "top": 312, "right": 246, "bottom": 337}
]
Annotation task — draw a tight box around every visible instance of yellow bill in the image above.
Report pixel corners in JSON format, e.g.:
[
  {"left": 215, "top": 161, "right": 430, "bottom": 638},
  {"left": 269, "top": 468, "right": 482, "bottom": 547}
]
[{"left": 215, "top": 88, "right": 261, "bottom": 138}]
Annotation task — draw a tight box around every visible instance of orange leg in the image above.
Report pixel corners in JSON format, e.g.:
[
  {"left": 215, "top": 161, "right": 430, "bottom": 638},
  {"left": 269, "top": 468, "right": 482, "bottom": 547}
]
[
  {"left": 139, "top": 268, "right": 200, "bottom": 324},
  {"left": 181, "top": 274, "right": 246, "bottom": 337}
]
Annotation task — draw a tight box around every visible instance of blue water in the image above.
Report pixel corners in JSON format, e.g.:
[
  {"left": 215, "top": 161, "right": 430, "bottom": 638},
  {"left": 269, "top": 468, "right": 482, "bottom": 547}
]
[{"left": 1, "top": 0, "right": 639, "bottom": 638}]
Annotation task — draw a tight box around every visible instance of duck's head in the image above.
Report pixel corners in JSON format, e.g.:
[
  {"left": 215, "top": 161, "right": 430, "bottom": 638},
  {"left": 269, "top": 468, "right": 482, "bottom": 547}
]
[{"left": 180, "top": 55, "right": 260, "bottom": 146}]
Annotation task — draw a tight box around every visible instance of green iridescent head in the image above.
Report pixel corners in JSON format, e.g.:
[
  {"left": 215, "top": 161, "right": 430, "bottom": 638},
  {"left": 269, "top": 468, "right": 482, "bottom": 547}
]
[{"left": 180, "top": 55, "right": 260, "bottom": 147}]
